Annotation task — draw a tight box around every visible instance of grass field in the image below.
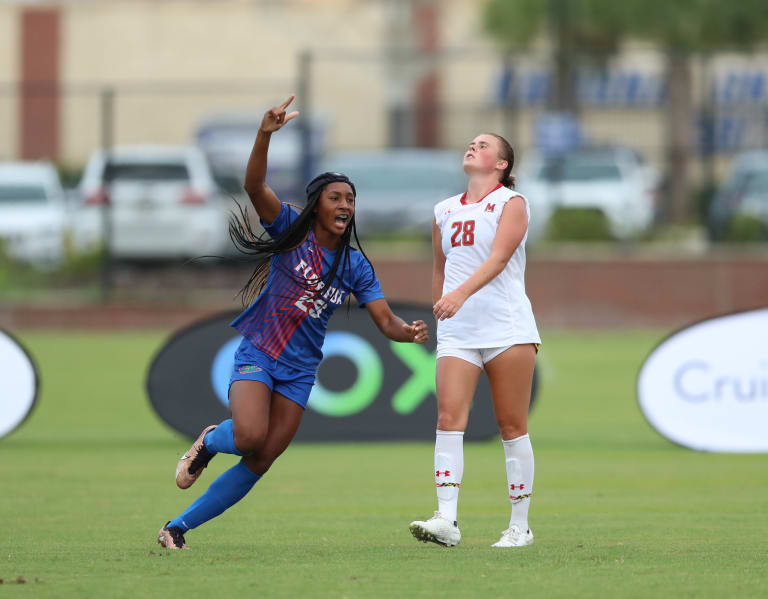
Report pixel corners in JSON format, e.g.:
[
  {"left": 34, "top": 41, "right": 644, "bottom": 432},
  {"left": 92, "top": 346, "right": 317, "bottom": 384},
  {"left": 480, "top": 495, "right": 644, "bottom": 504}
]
[{"left": 2, "top": 330, "right": 767, "bottom": 598}]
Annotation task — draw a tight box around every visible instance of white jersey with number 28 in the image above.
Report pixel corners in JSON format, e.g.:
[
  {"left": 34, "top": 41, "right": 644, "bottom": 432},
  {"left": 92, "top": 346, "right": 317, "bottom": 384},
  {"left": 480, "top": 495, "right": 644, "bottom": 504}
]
[{"left": 434, "top": 183, "right": 540, "bottom": 349}]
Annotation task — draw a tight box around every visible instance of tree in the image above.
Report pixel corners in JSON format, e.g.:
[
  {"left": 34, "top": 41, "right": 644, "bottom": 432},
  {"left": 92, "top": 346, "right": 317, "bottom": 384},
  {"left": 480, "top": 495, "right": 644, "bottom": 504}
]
[
  {"left": 483, "top": 0, "right": 768, "bottom": 223},
  {"left": 483, "top": 0, "right": 625, "bottom": 113},
  {"left": 621, "top": 0, "right": 768, "bottom": 222}
]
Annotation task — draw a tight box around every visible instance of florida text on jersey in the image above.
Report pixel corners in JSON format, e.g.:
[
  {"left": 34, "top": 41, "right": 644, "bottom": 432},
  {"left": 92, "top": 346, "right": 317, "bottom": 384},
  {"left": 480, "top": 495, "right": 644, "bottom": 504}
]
[{"left": 231, "top": 203, "right": 384, "bottom": 372}]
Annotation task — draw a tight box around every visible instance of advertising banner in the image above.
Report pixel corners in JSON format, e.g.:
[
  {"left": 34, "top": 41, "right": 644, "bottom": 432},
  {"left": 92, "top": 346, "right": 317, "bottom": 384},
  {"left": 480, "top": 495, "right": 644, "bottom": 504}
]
[
  {"left": 0, "top": 329, "right": 39, "bottom": 439},
  {"left": 147, "top": 306, "right": 538, "bottom": 441},
  {"left": 637, "top": 308, "right": 768, "bottom": 452}
]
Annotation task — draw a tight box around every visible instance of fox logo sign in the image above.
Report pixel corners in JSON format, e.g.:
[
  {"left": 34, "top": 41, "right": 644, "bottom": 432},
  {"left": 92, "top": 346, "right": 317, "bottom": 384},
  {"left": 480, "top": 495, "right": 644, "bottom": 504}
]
[{"left": 147, "top": 307, "right": 539, "bottom": 442}]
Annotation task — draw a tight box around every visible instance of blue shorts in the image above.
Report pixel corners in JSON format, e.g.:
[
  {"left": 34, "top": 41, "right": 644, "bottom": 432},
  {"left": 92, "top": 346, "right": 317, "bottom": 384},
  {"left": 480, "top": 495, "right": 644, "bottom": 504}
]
[{"left": 229, "top": 340, "right": 316, "bottom": 410}]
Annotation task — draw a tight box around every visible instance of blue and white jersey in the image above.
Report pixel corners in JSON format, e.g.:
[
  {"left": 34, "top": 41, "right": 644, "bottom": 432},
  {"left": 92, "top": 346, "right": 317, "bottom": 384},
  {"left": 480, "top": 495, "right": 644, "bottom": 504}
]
[{"left": 230, "top": 203, "right": 384, "bottom": 372}]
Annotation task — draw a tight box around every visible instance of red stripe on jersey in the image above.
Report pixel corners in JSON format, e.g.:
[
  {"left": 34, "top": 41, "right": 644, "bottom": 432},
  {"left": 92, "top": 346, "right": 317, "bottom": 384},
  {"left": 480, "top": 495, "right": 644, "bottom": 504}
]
[
  {"left": 260, "top": 291, "right": 301, "bottom": 357},
  {"left": 253, "top": 253, "right": 309, "bottom": 357},
  {"left": 261, "top": 271, "right": 308, "bottom": 357},
  {"left": 240, "top": 258, "right": 289, "bottom": 338},
  {"left": 459, "top": 182, "right": 502, "bottom": 205},
  {"left": 242, "top": 256, "right": 298, "bottom": 354},
  {"left": 267, "top": 242, "right": 325, "bottom": 358}
]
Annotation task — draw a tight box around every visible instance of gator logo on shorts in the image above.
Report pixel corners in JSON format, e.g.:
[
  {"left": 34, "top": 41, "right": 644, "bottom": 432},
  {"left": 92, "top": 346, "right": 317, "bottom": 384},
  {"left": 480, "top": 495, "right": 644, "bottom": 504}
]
[{"left": 239, "top": 364, "right": 263, "bottom": 374}]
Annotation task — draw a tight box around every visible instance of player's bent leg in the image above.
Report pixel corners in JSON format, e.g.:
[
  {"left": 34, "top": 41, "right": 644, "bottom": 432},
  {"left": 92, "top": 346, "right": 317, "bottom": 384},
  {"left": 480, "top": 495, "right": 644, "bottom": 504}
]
[
  {"left": 241, "top": 392, "right": 304, "bottom": 476},
  {"left": 159, "top": 391, "right": 304, "bottom": 550},
  {"left": 230, "top": 380, "right": 273, "bottom": 454},
  {"left": 485, "top": 344, "right": 537, "bottom": 547},
  {"left": 175, "top": 380, "right": 271, "bottom": 490},
  {"left": 157, "top": 521, "right": 189, "bottom": 550},
  {"left": 161, "top": 459, "right": 263, "bottom": 548},
  {"left": 175, "top": 424, "right": 219, "bottom": 490}
]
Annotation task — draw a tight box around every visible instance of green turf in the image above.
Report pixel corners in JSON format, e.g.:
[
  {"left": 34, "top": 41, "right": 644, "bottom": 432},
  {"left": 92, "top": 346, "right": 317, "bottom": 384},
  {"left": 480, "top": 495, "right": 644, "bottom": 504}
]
[{"left": 1, "top": 330, "right": 766, "bottom": 598}]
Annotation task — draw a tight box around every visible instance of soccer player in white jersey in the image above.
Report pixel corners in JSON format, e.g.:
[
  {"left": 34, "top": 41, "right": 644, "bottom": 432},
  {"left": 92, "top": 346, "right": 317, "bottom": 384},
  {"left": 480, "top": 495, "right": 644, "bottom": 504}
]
[{"left": 409, "top": 133, "right": 540, "bottom": 548}]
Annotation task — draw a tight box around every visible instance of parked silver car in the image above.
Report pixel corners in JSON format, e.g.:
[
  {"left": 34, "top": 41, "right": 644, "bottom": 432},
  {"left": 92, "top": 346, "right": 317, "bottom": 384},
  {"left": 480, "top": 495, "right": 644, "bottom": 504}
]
[
  {"left": 0, "top": 161, "right": 68, "bottom": 265},
  {"left": 320, "top": 149, "right": 467, "bottom": 237},
  {"left": 76, "top": 145, "right": 232, "bottom": 260}
]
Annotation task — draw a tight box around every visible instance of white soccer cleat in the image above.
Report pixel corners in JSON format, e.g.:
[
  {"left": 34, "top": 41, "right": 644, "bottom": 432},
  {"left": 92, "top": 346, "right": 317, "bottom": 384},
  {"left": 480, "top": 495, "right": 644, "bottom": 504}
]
[
  {"left": 409, "top": 511, "right": 461, "bottom": 547},
  {"left": 491, "top": 524, "right": 534, "bottom": 548}
]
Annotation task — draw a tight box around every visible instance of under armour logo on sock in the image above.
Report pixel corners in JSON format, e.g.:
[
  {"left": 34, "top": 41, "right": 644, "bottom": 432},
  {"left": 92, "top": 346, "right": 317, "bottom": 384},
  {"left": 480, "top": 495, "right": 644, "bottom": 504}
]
[
  {"left": 436, "top": 470, "right": 451, "bottom": 477},
  {"left": 510, "top": 483, "right": 525, "bottom": 490}
]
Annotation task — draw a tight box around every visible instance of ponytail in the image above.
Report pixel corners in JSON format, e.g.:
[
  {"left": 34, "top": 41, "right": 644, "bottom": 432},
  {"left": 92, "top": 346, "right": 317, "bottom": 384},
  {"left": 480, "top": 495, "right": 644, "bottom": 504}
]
[{"left": 489, "top": 133, "right": 515, "bottom": 188}]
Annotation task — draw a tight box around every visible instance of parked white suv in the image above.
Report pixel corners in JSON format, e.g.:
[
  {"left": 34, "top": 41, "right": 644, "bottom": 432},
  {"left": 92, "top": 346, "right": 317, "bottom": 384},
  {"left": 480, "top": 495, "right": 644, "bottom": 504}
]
[
  {"left": 76, "top": 145, "right": 231, "bottom": 260},
  {"left": 0, "top": 161, "right": 68, "bottom": 265},
  {"left": 516, "top": 146, "right": 658, "bottom": 240}
]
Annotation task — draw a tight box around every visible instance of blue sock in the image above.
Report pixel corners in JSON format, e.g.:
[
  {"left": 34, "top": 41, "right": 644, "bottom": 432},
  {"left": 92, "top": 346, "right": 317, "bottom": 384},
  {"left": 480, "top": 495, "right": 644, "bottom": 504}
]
[
  {"left": 203, "top": 419, "right": 249, "bottom": 456},
  {"left": 168, "top": 460, "right": 261, "bottom": 532}
]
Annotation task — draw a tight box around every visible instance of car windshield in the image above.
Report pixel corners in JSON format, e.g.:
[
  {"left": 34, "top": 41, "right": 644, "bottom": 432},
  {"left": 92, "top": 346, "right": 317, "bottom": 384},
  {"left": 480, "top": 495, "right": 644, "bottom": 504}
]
[
  {"left": 540, "top": 155, "right": 623, "bottom": 182},
  {"left": 743, "top": 172, "right": 768, "bottom": 201},
  {"left": 333, "top": 165, "right": 464, "bottom": 192},
  {"left": 104, "top": 163, "right": 189, "bottom": 183},
  {"left": 0, "top": 185, "right": 48, "bottom": 204}
]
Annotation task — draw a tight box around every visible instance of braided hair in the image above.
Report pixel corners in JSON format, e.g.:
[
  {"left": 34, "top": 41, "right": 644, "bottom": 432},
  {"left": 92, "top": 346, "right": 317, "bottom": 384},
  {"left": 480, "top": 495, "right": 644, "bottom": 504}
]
[{"left": 229, "top": 172, "right": 372, "bottom": 307}]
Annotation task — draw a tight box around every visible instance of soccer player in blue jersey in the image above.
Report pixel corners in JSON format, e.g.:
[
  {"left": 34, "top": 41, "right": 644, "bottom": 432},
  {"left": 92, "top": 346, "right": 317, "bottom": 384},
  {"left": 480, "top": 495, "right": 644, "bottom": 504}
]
[{"left": 157, "top": 95, "right": 428, "bottom": 550}]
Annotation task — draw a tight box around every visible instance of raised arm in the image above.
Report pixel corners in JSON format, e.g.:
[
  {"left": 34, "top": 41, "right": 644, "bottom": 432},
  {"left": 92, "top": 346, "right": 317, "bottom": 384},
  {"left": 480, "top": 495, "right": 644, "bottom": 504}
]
[
  {"left": 433, "top": 196, "right": 528, "bottom": 321},
  {"left": 243, "top": 94, "right": 299, "bottom": 225},
  {"left": 432, "top": 217, "right": 446, "bottom": 305}
]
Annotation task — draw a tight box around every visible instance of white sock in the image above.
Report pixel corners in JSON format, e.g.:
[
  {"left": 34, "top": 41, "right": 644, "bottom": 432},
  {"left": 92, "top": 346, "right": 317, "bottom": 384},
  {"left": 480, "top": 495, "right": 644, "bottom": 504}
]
[
  {"left": 502, "top": 434, "right": 534, "bottom": 531},
  {"left": 434, "top": 430, "right": 464, "bottom": 524}
]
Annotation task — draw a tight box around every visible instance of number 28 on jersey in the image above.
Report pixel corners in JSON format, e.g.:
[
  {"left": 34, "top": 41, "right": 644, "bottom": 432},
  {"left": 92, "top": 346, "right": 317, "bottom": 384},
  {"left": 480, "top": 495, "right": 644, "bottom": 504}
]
[{"left": 450, "top": 220, "right": 475, "bottom": 247}]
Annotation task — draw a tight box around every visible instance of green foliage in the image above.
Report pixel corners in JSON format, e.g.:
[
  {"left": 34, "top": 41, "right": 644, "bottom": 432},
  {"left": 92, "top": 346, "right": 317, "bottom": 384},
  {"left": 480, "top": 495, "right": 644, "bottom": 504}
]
[
  {"left": 0, "top": 240, "right": 48, "bottom": 292},
  {"left": 693, "top": 181, "right": 718, "bottom": 223},
  {"left": 55, "top": 162, "right": 85, "bottom": 189},
  {"left": 483, "top": 0, "right": 547, "bottom": 48},
  {"left": 483, "top": 0, "right": 768, "bottom": 53},
  {"left": 547, "top": 207, "right": 614, "bottom": 241},
  {"left": 623, "top": 0, "right": 768, "bottom": 52},
  {"left": 0, "top": 235, "right": 102, "bottom": 296},
  {"left": 722, "top": 215, "right": 768, "bottom": 242},
  {"left": 483, "top": 0, "right": 626, "bottom": 54},
  {"left": 2, "top": 330, "right": 767, "bottom": 597},
  {"left": 58, "top": 234, "right": 104, "bottom": 280}
]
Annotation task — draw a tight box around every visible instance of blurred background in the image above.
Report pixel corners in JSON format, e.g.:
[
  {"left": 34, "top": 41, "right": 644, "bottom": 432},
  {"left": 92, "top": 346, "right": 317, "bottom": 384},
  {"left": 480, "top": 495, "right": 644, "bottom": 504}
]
[{"left": 1, "top": 0, "right": 767, "bottom": 329}]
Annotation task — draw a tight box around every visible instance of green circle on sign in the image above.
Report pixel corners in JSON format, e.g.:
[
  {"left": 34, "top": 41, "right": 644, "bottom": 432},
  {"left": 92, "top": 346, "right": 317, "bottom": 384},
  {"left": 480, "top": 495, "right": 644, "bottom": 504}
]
[{"left": 309, "top": 332, "right": 383, "bottom": 417}]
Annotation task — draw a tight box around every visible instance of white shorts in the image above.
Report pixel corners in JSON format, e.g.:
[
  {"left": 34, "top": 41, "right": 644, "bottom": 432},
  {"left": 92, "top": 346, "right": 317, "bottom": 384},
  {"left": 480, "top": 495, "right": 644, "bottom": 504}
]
[
  {"left": 436, "top": 343, "right": 540, "bottom": 369},
  {"left": 436, "top": 346, "right": 512, "bottom": 369}
]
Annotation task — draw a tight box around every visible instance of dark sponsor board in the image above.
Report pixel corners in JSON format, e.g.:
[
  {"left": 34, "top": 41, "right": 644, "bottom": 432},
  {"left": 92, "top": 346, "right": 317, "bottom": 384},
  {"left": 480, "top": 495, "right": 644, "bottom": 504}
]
[{"left": 147, "top": 305, "right": 538, "bottom": 441}]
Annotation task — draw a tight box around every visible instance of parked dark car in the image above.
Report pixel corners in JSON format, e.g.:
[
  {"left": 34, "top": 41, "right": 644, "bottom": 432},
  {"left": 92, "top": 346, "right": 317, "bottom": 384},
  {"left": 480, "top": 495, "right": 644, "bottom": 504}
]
[{"left": 708, "top": 151, "right": 768, "bottom": 241}]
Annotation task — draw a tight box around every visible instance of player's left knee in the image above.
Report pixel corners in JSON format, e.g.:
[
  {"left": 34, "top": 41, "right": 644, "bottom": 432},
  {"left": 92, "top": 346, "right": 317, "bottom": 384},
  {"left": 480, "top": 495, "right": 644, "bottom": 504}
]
[
  {"left": 233, "top": 428, "right": 268, "bottom": 455},
  {"left": 246, "top": 453, "right": 279, "bottom": 476},
  {"left": 499, "top": 424, "right": 527, "bottom": 440}
]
